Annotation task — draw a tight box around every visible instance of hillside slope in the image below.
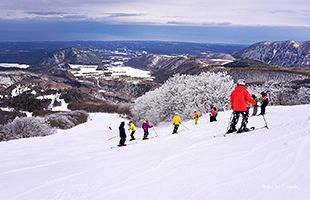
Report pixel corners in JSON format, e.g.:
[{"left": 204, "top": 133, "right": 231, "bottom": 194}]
[{"left": 0, "top": 105, "right": 310, "bottom": 200}]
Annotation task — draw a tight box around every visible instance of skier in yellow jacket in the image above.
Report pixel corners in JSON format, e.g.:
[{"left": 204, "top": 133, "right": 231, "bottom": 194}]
[
  {"left": 172, "top": 113, "right": 181, "bottom": 134},
  {"left": 128, "top": 121, "right": 136, "bottom": 141}
]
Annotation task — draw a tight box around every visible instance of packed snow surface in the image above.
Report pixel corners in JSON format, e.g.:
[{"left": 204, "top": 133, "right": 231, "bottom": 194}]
[{"left": 0, "top": 105, "right": 310, "bottom": 200}]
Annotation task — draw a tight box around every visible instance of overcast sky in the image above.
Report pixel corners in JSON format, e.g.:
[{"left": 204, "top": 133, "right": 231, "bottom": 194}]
[{"left": 0, "top": 0, "right": 309, "bottom": 43}]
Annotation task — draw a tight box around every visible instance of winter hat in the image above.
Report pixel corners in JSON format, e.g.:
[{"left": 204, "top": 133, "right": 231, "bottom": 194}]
[
  {"left": 237, "top": 79, "right": 246, "bottom": 86},
  {"left": 261, "top": 91, "right": 267, "bottom": 96}
]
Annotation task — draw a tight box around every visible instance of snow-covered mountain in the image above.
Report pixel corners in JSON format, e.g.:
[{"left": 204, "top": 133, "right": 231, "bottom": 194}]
[
  {"left": 236, "top": 40, "right": 310, "bottom": 67},
  {"left": 126, "top": 52, "right": 234, "bottom": 71},
  {"left": 126, "top": 54, "right": 212, "bottom": 82},
  {"left": 1, "top": 105, "right": 309, "bottom": 200},
  {"left": 36, "top": 48, "right": 101, "bottom": 68}
]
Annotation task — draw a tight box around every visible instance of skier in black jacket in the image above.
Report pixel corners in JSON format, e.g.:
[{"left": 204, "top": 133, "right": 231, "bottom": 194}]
[{"left": 118, "top": 121, "right": 126, "bottom": 146}]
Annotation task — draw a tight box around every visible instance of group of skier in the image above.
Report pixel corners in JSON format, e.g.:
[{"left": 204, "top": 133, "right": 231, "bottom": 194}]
[
  {"left": 117, "top": 79, "right": 268, "bottom": 146},
  {"left": 118, "top": 119, "right": 153, "bottom": 146},
  {"left": 227, "top": 79, "right": 269, "bottom": 134}
]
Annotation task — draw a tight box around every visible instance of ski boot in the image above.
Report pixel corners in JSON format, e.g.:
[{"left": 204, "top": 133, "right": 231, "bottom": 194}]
[
  {"left": 236, "top": 127, "right": 251, "bottom": 134},
  {"left": 226, "top": 128, "right": 237, "bottom": 134}
]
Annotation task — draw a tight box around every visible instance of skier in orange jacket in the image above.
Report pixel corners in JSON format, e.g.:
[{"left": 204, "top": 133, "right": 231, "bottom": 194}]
[{"left": 193, "top": 111, "right": 199, "bottom": 125}]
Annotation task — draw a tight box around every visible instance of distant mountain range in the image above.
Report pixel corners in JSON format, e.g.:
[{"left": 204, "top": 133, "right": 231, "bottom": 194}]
[
  {"left": 1, "top": 40, "right": 309, "bottom": 68},
  {"left": 0, "top": 41, "right": 246, "bottom": 65},
  {"left": 236, "top": 40, "right": 310, "bottom": 67},
  {"left": 22, "top": 40, "right": 310, "bottom": 84}
]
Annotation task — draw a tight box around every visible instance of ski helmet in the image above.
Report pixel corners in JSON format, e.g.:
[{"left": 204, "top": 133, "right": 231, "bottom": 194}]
[{"left": 237, "top": 79, "right": 246, "bottom": 86}]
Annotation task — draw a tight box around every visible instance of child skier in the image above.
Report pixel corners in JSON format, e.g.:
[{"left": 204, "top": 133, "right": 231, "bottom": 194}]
[
  {"left": 193, "top": 111, "right": 199, "bottom": 125},
  {"left": 258, "top": 91, "right": 269, "bottom": 115},
  {"left": 118, "top": 121, "right": 126, "bottom": 146},
  {"left": 209, "top": 105, "right": 218, "bottom": 122},
  {"left": 172, "top": 113, "right": 181, "bottom": 134},
  {"left": 128, "top": 121, "right": 136, "bottom": 141},
  {"left": 227, "top": 79, "right": 256, "bottom": 134},
  {"left": 142, "top": 120, "right": 153, "bottom": 140},
  {"left": 251, "top": 94, "right": 258, "bottom": 116}
]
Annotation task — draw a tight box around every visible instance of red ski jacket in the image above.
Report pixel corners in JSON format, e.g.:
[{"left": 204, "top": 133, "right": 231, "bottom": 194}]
[
  {"left": 210, "top": 108, "right": 217, "bottom": 116},
  {"left": 230, "top": 85, "right": 256, "bottom": 112}
]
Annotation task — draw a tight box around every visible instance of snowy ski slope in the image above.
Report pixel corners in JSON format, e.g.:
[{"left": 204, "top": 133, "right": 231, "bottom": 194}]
[{"left": 0, "top": 105, "right": 309, "bottom": 200}]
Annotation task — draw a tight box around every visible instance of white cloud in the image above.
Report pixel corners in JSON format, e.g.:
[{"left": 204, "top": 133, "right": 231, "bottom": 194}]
[{"left": 0, "top": 0, "right": 309, "bottom": 26}]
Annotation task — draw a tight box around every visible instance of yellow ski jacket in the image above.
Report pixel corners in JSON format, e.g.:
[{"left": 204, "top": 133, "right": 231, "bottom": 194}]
[
  {"left": 172, "top": 115, "right": 181, "bottom": 125},
  {"left": 129, "top": 122, "right": 136, "bottom": 131}
]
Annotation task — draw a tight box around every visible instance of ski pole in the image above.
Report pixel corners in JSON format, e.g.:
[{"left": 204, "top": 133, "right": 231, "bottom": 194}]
[
  {"left": 108, "top": 135, "right": 118, "bottom": 141},
  {"left": 181, "top": 123, "right": 189, "bottom": 130},
  {"left": 152, "top": 127, "right": 159, "bottom": 137},
  {"left": 262, "top": 114, "right": 269, "bottom": 129},
  {"left": 226, "top": 112, "right": 234, "bottom": 132}
]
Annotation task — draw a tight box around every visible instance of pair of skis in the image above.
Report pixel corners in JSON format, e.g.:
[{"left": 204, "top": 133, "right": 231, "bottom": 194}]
[
  {"left": 213, "top": 125, "right": 269, "bottom": 138},
  {"left": 110, "top": 136, "right": 158, "bottom": 149},
  {"left": 110, "top": 141, "right": 138, "bottom": 149},
  {"left": 224, "top": 126, "right": 255, "bottom": 137},
  {"left": 213, "top": 127, "right": 253, "bottom": 138}
]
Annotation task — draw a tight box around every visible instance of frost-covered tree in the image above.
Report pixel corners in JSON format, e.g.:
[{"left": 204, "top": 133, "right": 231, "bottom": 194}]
[
  {"left": 248, "top": 81, "right": 310, "bottom": 105},
  {"left": 132, "top": 72, "right": 234, "bottom": 124},
  {"left": 297, "top": 87, "right": 310, "bottom": 104},
  {"left": 248, "top": 81, "right": 285, "bottom": 105},
  {"left": 45, "top": 110, "right": 89, "bottom": 129},
  {"left": 0, "top": 117, "right": 55, "bottom": 141}
]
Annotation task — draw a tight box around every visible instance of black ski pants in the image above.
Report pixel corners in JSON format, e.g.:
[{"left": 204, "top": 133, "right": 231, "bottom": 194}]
[
  {"left": 143, "top": 130, "right": 149, "bottom": 139},
  {"left": 119, "top": 137, "right": 126, "bottom": 145},
  {"left": 210, "top": 115, "right": 217, "bottom": 122},
  {"left": 260, "top": 105, "right": 266, "bottom": 115},
  {"left": 130, "top": 131, "right": 136, "bottom": 140},
  {"left": 229, "top": 111, "right": 249, "bottom": 131},
  {"left": 172, "top": 124, "right": 179, "bottom": 134}
]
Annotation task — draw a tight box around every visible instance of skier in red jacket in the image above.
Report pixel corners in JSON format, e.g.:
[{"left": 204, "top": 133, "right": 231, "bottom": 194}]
[{"left": 227, "top": 79, "right": 256, "bottom": 134}]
